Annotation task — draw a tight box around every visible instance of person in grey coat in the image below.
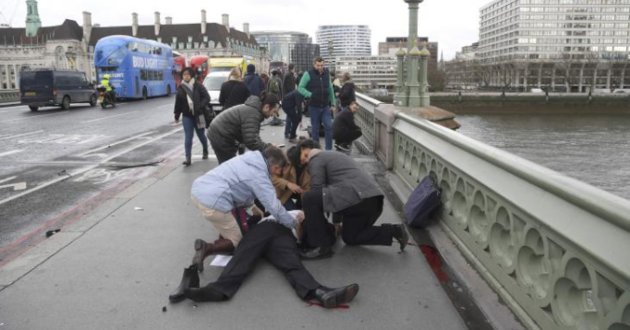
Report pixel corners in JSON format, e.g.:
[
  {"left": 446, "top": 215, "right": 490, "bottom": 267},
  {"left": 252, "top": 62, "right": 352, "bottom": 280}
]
[
  {"left": 207, "top": 94, "right": 280, "bottom": 164},
  {"left": 296, "top": 139, "right": 409, "bottom": 259}
]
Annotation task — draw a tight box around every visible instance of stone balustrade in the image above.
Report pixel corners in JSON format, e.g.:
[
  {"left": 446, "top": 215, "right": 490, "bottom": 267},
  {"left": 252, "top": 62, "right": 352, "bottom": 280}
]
[{"left": 354, "top": 92, "right": 630, "bottom": 330}]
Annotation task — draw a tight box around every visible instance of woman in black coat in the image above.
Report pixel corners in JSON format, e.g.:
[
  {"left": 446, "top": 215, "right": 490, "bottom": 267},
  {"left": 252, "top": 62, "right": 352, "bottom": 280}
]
[
  {"left": 218, "top": 67, "right": 250, "bottom": 111},
  {"left": 174, "top": 67, "right": 211, "bottom": 166}
]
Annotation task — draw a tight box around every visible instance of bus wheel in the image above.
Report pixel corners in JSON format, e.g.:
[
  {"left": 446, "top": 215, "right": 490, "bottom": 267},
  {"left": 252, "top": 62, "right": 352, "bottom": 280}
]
[
  {"left": 29, "top": 105, "right": 38, "bottom": 112},
  {"left": 142, "top": 87, "right": 148, "bottom": 100},
  {"left": 61, "top": 96, "right": 71, "bottom": 110},
  {"left": 165, "top": 85, "right": 171, "bottom": 97}
]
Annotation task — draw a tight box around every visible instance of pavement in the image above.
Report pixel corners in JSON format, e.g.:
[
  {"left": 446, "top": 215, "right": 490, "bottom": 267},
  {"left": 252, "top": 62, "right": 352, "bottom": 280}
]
[{"left": 0, "top": 116, "right": 467, "bottom": 330}]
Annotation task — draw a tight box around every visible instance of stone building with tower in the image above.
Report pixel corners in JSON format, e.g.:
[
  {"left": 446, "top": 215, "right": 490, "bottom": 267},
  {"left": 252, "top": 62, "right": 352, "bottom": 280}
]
[{"left": 0, "top": 0, "right": 265, "bottom": 88}]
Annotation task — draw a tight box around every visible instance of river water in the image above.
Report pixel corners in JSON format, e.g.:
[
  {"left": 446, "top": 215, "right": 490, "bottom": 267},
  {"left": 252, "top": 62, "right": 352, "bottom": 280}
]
[{"left": 455, "top": 114, "right": 630, "bottom": 201}]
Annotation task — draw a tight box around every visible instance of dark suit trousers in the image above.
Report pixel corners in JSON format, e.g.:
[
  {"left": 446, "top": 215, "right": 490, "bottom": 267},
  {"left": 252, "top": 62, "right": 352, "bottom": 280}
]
[
  {"left": 209, "top": 221, "right": 321, "bottom": 299},
  {"left": 338, "top": 195, "right": 394, "bottom": 246},
  {"left": 302, "top": 189, "right": 336, "bottom": 248}
]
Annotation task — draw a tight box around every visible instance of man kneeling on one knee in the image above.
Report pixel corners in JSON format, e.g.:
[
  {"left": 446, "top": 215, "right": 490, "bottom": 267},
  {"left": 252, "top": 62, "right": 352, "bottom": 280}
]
[{"left": 297, "top": 139, "right": 409, "bottom": 259}]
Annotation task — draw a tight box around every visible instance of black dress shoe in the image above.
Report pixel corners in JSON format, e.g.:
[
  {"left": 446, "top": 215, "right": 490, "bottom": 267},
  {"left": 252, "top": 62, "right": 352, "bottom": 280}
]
[
  {"left": 312, "top": 284, "right": 359, "bottom": 308},
  {"left": 184, "top": 284, "right": 228, "bottom": 302},
  {"left": 168, "top": 265, "right": 200, "bottom": 303},
  {"left": 299, "top": 246, "right": 333, "bottom": 260}
]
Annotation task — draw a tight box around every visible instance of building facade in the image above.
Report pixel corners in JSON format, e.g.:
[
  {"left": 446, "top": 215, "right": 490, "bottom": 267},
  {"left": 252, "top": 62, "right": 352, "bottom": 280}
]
[
  {"left": 335, "top": 55, "right": 397, "bottom": 91},
  {"left": 0, "top": 2, "right": 264, "bottom": 88},
  {"left": 316, "top": 25, "right": 371, "bottom": 72},
  {"left": 250, "top": 31, "right": 320, "bottom": 73},
  {"left": 474, "top": 0, "right": 630, "bottom": 91},
  {"left": 379, "top": 37, "right": 439, "bottom": 72}
]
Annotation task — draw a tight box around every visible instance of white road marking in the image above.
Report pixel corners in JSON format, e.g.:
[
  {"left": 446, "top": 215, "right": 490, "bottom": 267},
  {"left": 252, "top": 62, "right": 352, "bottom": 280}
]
[
  {"left": 0, "top": 149, "right": 23, "bottom": 157},
  {"left": 82, "top": 112, "right": 135, "bottom": 124},
  {"left": 0, "top": 181, "right": 26, "bottom": 191},
  {"left": 0, "top": 130, "right": 45, "bottom": 141},
  {"left": 0, "top": 176, "right": 17, "bottom": 184},
  {"left": 0, "top": 127, "right": 182, "bottom": 207}
]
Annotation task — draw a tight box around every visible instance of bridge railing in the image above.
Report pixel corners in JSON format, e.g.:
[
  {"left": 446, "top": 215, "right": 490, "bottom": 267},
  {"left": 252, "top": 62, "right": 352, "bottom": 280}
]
[
  {"left": 354, "top": 92, "right": 630, "bottom": 330},
  {"left": 0, "top": 90, "right": 20, "bottom": 104}
]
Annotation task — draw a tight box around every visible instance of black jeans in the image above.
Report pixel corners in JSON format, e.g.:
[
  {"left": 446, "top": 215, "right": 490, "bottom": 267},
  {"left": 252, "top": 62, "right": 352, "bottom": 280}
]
[
  {"left": 208, "top": 222, "right": 321, "bottom": 299},
  {"left": 302, "top": 190, "right": 393, "bottom": 248}
]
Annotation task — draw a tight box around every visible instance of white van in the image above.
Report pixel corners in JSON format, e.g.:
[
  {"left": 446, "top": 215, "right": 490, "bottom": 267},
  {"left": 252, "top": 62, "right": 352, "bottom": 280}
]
[
  {"left": 530, "top": 88, "right": 544, "bottom": 93},
  {"left": 202, "top": 71, "right": 230, "bottom": 112}
]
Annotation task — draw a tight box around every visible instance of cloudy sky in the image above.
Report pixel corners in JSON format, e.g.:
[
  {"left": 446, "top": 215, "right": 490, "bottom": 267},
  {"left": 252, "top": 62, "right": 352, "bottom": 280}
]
[{"left": 2, "top": 0, "right": 491, "bottom": 59}]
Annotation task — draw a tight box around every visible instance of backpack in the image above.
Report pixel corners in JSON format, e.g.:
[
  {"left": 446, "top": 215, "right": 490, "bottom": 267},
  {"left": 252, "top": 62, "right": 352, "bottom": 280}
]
[
  {"left": 268, "top": 77, "right": 281, "bottom": 96},
  {"left": 403, "top": 175, "right": 442, "bottom": 228}
]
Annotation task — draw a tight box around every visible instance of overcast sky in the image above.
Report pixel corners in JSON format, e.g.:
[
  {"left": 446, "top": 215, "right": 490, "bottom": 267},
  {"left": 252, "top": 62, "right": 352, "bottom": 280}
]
[{"left": 2, "top": 0, "right": 491, "bottom": 59}]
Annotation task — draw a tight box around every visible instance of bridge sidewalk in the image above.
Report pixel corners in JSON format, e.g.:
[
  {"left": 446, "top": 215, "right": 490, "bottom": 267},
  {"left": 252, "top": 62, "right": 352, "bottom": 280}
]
[{"left": 0, "top": 121, "right": 467, "bottom": 330}]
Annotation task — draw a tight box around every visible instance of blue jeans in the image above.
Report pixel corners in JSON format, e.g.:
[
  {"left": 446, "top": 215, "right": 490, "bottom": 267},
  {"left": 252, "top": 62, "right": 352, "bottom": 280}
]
[
  {"left": 183, "top": 116, "right": 208, "bottom": 159},
  {"left": 309, "top": 105, "right": 332, "bottom": 150}
]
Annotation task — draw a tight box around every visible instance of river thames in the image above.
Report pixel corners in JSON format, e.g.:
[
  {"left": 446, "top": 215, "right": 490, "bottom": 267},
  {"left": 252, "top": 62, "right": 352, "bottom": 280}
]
[{"left": 456, "top": 113, "right": 630, "bottom": 200}]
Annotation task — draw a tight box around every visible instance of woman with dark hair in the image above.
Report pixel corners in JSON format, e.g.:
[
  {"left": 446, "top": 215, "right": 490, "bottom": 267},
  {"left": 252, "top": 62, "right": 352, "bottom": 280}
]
[
  {"left": 272, "top": 145, "right": 311, "bottom": 210},
  {"left": 207, "top": 94, "right": 280, "bottom": 164},
  {"left": 174, "top": 67, "right": 211, "bottom": 166}
]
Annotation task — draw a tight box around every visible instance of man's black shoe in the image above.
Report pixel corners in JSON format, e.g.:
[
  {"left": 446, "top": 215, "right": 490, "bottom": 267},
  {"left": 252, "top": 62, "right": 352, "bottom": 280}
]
[
  {"left": 394, "top": 224, "right": 409, "bottom": 251},
  {"left": 313, "top": 284, "right": 359, "bottom": 308},
  {"left": 184, "top": 284, "right": 228, "bottom": 302},
  {"left": 299, "top": 246, "right": 333, "bottom": 260},
  {"left": 168, "top": 265, "right": 200, "bottom": 303}
]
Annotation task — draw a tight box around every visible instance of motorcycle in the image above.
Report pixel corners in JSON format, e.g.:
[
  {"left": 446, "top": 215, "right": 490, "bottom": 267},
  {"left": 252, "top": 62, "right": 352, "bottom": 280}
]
[{"left": 96, "top": 85, "right": 116, "bottom": 109}]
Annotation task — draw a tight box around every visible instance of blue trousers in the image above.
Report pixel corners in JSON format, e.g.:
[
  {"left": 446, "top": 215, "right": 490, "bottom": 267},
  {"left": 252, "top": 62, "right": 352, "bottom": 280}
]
[
  {"left": 283, "top": 105, "right": 301, "bottom": 139},
  {"left": 182, "top": 116, "right": 208, "bottom": 159},
  {"left": 309, "top": 105, "right": 332, "bottom": 150}
]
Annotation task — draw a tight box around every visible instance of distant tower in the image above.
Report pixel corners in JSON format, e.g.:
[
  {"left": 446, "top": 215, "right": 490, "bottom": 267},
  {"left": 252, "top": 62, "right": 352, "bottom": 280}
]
[{"left": 25, "top": 0, "right": 42, "bottom": 37}]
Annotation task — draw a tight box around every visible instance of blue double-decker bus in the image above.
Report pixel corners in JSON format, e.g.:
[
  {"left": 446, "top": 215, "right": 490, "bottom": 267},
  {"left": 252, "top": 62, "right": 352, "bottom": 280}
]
[{"left": 94, "top": 35, "right": 175, "bottom": 99}]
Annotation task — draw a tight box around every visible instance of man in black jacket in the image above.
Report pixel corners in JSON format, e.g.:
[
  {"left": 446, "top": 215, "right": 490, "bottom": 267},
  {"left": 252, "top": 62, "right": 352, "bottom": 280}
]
[
  {"left": 297, "top": 140, "right": 409, "bottom": 259},
  {"left": 207, "top": 94, "right": 279, "bottom": 164},
  {"left": 332, "top": 100, "right": 362, "bottom": 153}
]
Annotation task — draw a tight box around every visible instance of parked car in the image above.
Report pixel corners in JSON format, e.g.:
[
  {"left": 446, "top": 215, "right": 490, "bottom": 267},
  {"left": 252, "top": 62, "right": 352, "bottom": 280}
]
[
  {"left": 20, "top": 70, "right": 97, "bottom": 111},
  {"left": 202, "top": 71, "right": 230, "bottom": 113},
  {"left": 530, "top": 88, "right": 544, "bottom": 93},
  {"left": 612, "top": 89, "right": 629, "bottom": 94}
]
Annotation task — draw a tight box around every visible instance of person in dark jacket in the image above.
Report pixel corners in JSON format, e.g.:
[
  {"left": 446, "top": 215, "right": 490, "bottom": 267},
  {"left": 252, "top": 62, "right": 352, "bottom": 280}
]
[
  {"left": 282, "top": 90, "right": 303, "bottom": 142},
  {"left": 338, "top": 72, "right": 356, "bottom": 112},
  {"left": 219, "top": 67, "right": 250, "bottom": 110},
  {"left": 297, "top": 57, "right": 337, "bottom": 150},
  {"left": 332, "top": 100, "right": 362, "bottom": 153},
  {"left": 207, "top": 94, "right": 280, "bottom": 164},
  {"left": 283, "top": 63, "right": 296, "bottom": 95},
  {"left": 296, "top": 140, "right": 409, "bottom": 259},
  {"left": 243, "top": 64, "right": 265, "bottom": 97},
  {"left": 174, "top": 67, "right": 211, "bottom": 166}
]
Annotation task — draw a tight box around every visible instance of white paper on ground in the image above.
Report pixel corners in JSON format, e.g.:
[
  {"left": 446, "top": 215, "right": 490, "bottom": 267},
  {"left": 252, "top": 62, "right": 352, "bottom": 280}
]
[{"left": 210, "top": 254, "right": 232, "bottom": 267}]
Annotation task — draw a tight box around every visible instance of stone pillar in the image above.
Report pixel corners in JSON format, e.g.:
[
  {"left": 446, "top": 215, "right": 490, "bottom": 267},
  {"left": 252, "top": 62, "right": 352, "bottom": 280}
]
[
  {"left": 394, "top": 47, "right": 407, "bottom": 106},
  {"left": 5, "top": 65, "right": 11, "bottom": 89},
  {"left": 406, "top": 45, "right": 421, "bottom": 107},
  {"left": 418, "top": 43, "right": 430, "bottom": 107},
  {"left": 222, "top": 14, "right": 230, "bottom": 32}
]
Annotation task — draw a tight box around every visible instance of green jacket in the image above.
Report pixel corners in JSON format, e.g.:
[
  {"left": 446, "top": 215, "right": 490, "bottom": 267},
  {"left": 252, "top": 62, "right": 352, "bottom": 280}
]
[{"left": 297, "top": 70, "right": 336, "bottom": 107}]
